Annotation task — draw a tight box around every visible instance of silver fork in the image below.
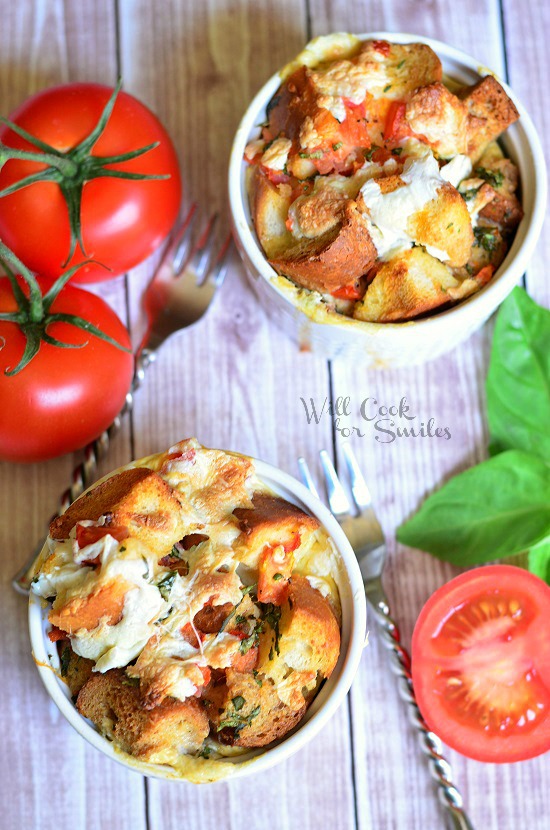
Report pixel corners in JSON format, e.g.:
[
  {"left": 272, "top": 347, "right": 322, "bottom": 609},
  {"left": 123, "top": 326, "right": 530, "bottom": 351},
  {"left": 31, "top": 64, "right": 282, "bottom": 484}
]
[
  {"left": 298, "top": 445, "right": 475, "bottom": 830},
  {"left": 12, "top": 204, "right": 231, "bottom": 596}
]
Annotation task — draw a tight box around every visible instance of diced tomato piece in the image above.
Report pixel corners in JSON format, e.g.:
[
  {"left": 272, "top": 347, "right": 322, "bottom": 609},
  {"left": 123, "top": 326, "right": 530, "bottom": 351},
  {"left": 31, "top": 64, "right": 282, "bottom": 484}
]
[
  {"left": 257, "top": 544, "right": 294, "bottom": 604},
  {"left": 48, "top": 626, "right": 69, "bottom": 643},
  {"left": 263, "top": 167, "right": 291, "bottom": 186},
  {"left": 372, "top": 39, "right": 391, "bottom": 56},
  {"left": 232, "top": 646, "right": 259, "bottom": 673},
  {"left": 475, "top": 264, "right": 495, "bottom": 285},
  {"left": 165, "top": 448, "right": 196, "bottom": 463},
  {"left": 76, "top": 523, "right": 128, "bottom": 548},
  {"left": 283, "top": 532, "right": 301, "bottom": 553},
  {"left": 370, "top": 146, "right": 393, "bottom": 164},
  {"left": 331, "top": 284, "right": 364, "bottom": 300},
  {"left": 383, "top": 102, "right": 411, "bottom": 142}
]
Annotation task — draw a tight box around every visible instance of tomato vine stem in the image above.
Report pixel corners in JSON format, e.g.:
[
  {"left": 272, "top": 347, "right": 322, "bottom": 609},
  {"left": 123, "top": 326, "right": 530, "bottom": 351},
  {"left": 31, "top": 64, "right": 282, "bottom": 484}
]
[
  {"left": 0, "top": 79, "right": 170, "bottom": 268},
  {"left": 0, "top": 239, "right": 130, "bottom": 376}
]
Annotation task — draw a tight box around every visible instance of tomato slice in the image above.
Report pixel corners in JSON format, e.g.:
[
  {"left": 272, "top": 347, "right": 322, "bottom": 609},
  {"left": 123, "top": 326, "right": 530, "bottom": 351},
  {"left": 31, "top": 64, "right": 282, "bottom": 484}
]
[
  {"left": 412, "top": 565, "right": 550, "bottom": 763},
  {"left": 76, "top": 524, "right": 129, "bottom": 548}
]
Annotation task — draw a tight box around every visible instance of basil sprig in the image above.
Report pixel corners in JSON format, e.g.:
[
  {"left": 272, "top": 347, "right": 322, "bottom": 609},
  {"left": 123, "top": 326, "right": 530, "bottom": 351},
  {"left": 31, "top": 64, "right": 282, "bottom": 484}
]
[{"left": 397, "top": 288, "right": 550, "bottom": 582}]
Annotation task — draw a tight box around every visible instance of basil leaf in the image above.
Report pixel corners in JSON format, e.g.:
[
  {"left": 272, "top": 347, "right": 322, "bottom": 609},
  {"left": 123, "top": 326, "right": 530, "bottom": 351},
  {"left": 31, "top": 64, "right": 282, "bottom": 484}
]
[
  {"left": 528, "top": 538, "right": 550, "bottom": 585},
  {"left": 487, "top": 288, "right": 550, "bottom": 461},
  {"left": 397, "top": 450, "right": 550, "bottom": 565}
]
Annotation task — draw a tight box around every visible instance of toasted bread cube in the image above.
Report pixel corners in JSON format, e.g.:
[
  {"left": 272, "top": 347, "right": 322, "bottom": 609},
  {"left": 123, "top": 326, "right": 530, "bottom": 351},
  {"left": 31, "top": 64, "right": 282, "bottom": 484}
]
[
  {"left": 405, "top": 82, "right": 468, "bottom": 157},
  {"left": 204, "top": 668, "right": 306, "bottom": 748},
  {"left": 474, "top": 148, "right": 523, "bottom": 232},
  {"left": 57, "top": 641, "right": 94, "bottom": 697},
  {"left": 273, "top": 575, "right": 340, "bottom": 680},
  {"left": 77, "top": 669, "right": 209, "bottom": 763},
  {"left": 234, "top": 493, "right": 319, "bottom": 568},
  {"left": 50, "top": 468, "right": 187, "bottom": 557},
  {"left": 270, "top": 200, "right": 377, "bottom": 294},
  {"left": 248, "top": 167, "right": 293, "bottom": 259},
  {"left": 459, "top": 75, "right": 519, "bottom": 162},
  {"left": 356, "top": 40, "right": 442, "bottom": 100},
  {"left": 353, "top": 247, "right": 462, "bottom": 322},
  {"left": 49, "top": 578, "right": 132, "bottom": 634},
  {"left": 407, "top": 181, "right": 474, "bottom": 267}
]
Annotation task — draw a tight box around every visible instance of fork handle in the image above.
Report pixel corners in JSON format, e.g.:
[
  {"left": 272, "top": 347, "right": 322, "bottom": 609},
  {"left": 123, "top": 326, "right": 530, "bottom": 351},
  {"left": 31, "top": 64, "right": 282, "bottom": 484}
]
[
  {"left": 11, "top": 349, "right": 156, "bottom": 596},
  {"left": 369, "top": 595, "right": 475, "bottom": 830}
]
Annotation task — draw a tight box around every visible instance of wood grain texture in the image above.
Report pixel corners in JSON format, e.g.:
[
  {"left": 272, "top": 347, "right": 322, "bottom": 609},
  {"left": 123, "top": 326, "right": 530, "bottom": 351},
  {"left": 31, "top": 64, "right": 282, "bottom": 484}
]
[
  {"left": 118, "top": 1, "right": 355, "bottom": 828},
  {"left": 1, "top": 1, "right": 548, "bottom": 829},
  {"left": 501, "top": 0, "right": 549, "bottom": 307},
  {"left": 307, "top": 1, "right": 548, "bottom": 828},
  {"left": 0, "top": 3, "right": 142, "bottom": 829}
]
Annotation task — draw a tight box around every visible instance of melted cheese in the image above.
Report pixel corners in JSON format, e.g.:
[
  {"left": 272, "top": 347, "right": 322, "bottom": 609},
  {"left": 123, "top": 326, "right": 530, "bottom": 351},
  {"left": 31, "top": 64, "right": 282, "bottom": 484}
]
[
  {"left": 32, "top": 441, "right": 343, "bottom": 779},
  {"left": 360, "top": 154, "right": 448, "bottom": 261}
]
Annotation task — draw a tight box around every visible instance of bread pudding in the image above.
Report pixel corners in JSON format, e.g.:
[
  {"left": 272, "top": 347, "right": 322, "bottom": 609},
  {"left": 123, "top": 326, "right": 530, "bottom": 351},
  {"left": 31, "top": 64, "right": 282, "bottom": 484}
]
[
  {"left": 245, "top": 34, "right": 523, "bottom": 323},
  {"left": 31, "top": 439, "right": 342, "bottom": 781}
]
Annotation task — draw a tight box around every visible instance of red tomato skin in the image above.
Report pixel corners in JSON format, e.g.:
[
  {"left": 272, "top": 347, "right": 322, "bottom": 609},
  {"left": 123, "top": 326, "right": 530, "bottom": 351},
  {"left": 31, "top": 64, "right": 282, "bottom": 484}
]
[
  {"left": 0, "top": 277, "right": 133, "bottom": 462},
  {"left": 0, "top": 84, "right": 182, "bottom": 283},
  {"left": 412, "top": 565, "right": 550, "bottom": 764}
]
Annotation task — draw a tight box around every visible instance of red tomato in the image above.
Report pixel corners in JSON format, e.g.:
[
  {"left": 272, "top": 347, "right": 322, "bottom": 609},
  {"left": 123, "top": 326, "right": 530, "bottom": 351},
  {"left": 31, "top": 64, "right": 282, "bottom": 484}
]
[
  {"left": 383, "top": 101, "right": 410, "bottom": 142},
  {"left": 257, "top": 535, "right": 300, "bottom": 605},
  {"left": 412, "top": 565, "right": 550, "bottom": 763},
  {"left": 0, "top": 276, "right": 133, "bottom": 462},
  {"left": 76, "top": 524, "right": 129, "bottom": 548},
  {"left": 0, "top": 83, "right": 181, "bottom": 282}
]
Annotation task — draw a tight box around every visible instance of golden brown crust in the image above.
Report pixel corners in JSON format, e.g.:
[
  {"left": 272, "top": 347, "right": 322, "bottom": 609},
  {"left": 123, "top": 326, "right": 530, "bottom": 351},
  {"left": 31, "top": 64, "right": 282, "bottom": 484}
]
[
  {"left": 276, "top": 575, "right": 340, "bottom": 681},
  {"left": 57, "top": 641, "right": 94, "bottom": 697},
  {"left": 204, "top": 669, "right": 306, "bottom": 748},
  {"left": 234, "top": 493, "right": 319, "bottom": 568},
  {"left": 77, "top": 669, "right": 209, "bottom": 763},
  {"left": 353, "top": 247, "right": 462, "bottom": 323},
  {"left": 270, "top": 199, "right": 377, "bottom": 293},
  {"left": 50, "top": 468, "right": 187, "bottom": 557},
  {"left": 405, "top": 82, "right": 468, "bottom": 157},
  {"left": 407, "top": 182, "right": 474, "bottom": 267},
  {"left": 248, "top": 167, "right": 293, "bottom": 259},
  {"left": 459, "top": 75, "right": 520, "bottom": 162},
  {"left": 49, "top": 578, "right": 132, "bottom": 634}
]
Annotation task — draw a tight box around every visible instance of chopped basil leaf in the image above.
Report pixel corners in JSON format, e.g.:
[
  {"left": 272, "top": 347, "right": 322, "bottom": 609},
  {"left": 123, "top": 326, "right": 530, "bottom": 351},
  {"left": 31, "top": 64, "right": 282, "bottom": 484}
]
[
  {"left": 157, "top": 571, "right": 177, "bottom": 600},
  {"left": 261, "top": 602, "right": 282, "bottom": 659},
  {"left": 253, "top": 669, "right": 263, "bottom": 687},
  {"left": 232, "top": 695, "right": 245, "bottom": 711},
  {"left": 332, "top": 142, "right": 343, "bottom": 151},
  {"left": 383, "top": 84, "right": 392, "bottom": 92},
  {"left": 474, "top": 226, "right": 498, "bottom": 253},
  {"left": 273, "top": 572, "right": 283, "bottom": 581},
  {"left": 475, "top": 167, "right": 504, "bottom": 189},
  {"left": 60, "top": 645, "right": 71, "bottom": 677},
  {"left": 397, "top": 59, "right": 406, "bottom": 69}
]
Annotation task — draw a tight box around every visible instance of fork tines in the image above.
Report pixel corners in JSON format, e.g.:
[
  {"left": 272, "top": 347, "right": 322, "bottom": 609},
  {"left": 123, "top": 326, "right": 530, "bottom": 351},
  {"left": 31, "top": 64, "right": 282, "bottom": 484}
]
[{"left": 298, "top": 444, "right": 373, "bottom": 518}]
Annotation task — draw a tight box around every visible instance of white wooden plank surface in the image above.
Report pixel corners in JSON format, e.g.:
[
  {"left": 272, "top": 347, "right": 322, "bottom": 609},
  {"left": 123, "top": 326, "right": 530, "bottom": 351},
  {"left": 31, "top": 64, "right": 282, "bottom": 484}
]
[
  {"left": 0, "top": 1, "right": 548, "bottom": 828},
  {"left": 118, "top": 1, "right": 355, "bottom": 828},
  {"left": 501, "top": 0, "right": 550, "bottom": 307},
  {"left": 312, "top": 1, "right": 549, "bottom": 828},
  {"left": 0, "top": 2, "right": 144, "bottom": 828}
]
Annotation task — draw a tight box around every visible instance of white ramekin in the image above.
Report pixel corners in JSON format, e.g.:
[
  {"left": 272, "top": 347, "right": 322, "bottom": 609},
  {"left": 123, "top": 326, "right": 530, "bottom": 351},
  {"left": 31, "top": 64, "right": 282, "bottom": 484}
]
[
  {"left": 28, "top": 456, "right": 367, "bottom": 782},
  {"left": 228, "top": 32, "right": 547, "bottom": 367}
]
